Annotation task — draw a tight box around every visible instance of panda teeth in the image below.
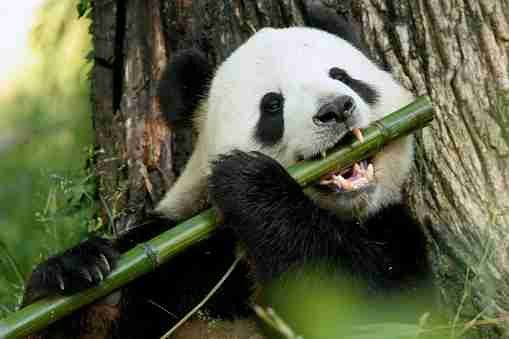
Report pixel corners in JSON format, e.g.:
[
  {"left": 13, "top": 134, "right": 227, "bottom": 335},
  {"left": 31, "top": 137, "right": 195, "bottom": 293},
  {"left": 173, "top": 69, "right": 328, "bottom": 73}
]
[
  {"left": 318, "top": 160, "right": 374, "bottom": 192},
  {"left": 367, "top": 163, "right": 374, "bottom": 181},
  {"left": 333, "top": 174, "right": 353, "bottom": 191},
  {"left": 353, "top": 163, "right": 361, "bottom": 174},
  {"left": 320, "top": 179, "right": 333, "bottom": 185},
  {"left": 352, "top": 128, "right": 364, "bottom": 143}
]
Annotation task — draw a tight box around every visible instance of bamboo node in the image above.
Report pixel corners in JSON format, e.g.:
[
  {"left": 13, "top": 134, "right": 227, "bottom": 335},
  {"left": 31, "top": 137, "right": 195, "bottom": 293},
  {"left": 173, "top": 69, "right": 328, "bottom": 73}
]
[{"left": 142, "top": 243, "right": 159, "bottom": 267}]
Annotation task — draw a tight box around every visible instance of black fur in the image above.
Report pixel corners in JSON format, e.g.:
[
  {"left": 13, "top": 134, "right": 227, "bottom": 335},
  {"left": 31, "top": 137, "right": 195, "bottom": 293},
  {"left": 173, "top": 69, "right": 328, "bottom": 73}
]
[
  {"left": 255, "top": 92, "right": 285, "bottom": 146},
  {"left": 120, "top": 229, "right": 252, "bottom": 338},
  {"left": 23, "top": 217, "right": 253, "bottom": 338},
  {"left": 209, "top": 151, "right": 430, "bottom": 291},
  {"left": 304, "top": 0, "right": 369, "bottom": 57},
  {"left": 23, "top": 4, "right": 422, "bottom": 336},
  {"left": 23, "top": 216, "right": 173, "bottom": 305},
  {"left": 338, "top": 71, "right": 379, "bottom": 105},
  {"left": 347, "top": 75, "right": 379, "bottom": 105},
  {"left": 329, "top": 67, "right": 379, "bottom": 105},
  {"left": 23, "top": 237, "right": 119, "bottom": 304},
  {"left": 158, "top": 49, "right": 212, "bottom": 123},
  {"left": 304, "top": 0, "right": 391, "bottom": 72}
]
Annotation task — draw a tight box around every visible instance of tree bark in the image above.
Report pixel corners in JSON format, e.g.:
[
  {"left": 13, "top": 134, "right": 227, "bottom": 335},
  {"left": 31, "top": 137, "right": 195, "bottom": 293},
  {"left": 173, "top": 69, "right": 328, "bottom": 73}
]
[
  {"left": 39, "top": 0, "right": 508, "bottom": 338},
  {"left": 352, "top": 1, "right": 509, "bottom": 337}
]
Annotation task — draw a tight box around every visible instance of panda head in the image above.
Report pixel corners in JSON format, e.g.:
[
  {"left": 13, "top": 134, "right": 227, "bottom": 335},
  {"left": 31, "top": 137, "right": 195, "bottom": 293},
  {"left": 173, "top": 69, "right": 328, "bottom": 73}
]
[{"left": 156, "top": 27, "right": 414, "bottom": 221}]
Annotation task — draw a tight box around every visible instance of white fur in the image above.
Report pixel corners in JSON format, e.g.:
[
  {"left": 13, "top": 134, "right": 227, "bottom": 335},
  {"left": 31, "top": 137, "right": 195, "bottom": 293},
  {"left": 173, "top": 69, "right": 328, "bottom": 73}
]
[{"left": 156, "top": 27, "right": 414, "bottom": 220}]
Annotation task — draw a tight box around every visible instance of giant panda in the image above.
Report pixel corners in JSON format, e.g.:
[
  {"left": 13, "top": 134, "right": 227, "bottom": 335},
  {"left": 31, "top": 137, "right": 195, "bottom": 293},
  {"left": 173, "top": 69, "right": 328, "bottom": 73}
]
[{"left": 24, "top": 3, "right": 433, "bottom": 338}]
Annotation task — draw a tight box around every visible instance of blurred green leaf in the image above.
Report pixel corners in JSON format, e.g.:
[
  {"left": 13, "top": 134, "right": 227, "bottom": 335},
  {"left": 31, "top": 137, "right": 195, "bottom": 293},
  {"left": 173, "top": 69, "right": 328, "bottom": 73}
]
[
  {"left": 259, "top": 266, "right": 448, "bottom": 339},
  {"left": 0, "top": 0, "right": 94, "bottom": 316},
  {"left": 347, "top": 323, "right": 422, "bottom": 339},
  {"left": 77, "top": 0, "right": 92, "bottom": 18},
  {"left": 0, "top": 242, "right": 24, "bottom": 317}
]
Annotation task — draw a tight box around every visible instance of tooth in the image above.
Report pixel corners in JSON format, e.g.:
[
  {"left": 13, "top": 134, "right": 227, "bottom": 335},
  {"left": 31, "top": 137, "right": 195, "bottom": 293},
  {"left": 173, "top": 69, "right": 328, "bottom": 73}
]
[
  {"left": 333, "top": 174, "right": 344, "bottom": 181},
  {"left": 321, "top": 150, "right": 327, "bottom": 159},
  {"left": 99, "top": 254, "right": 111, "bottom": 272},
  {"left": 342, "top": 179, "right": 354, "bottom": 191},
  {"left": 352, "top": 128, "right": 364, "bottom": 143},
  {"left": 334, "top": 175, "right": 353, "bottom": 191},
  {"left": 367, "top": 164, "right": 374, "bottom": 181},
  {"left": 332, "top": 175, "right": 342, "bottom": 185},
  {"left": 353, "top": 177, "right": 368, "bottom": 189},
  {"left": 57, "top": 275, "right": 65, "bottom": 291},
  {"left": 353, "top": 163, "right": 361, "bottom": 175},
  {"left": 320, "top": 179, "right": 333, "bottom": 185}
]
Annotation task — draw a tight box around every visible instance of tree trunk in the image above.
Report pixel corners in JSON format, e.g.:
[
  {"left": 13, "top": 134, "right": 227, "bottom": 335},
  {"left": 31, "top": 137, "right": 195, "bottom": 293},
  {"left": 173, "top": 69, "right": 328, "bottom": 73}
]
[
  {"left": 40, "top": 0, "right": 509, "bottom": 338},
  {"left": 352, "top": 1, "right": 509, "bottom": 337}
]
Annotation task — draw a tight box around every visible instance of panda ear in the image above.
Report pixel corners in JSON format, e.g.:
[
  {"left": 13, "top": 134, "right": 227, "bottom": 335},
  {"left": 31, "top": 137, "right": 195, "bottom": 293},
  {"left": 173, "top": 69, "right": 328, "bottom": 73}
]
[
  {"left": 158, "top": 49, "right": 212, "bottom": 123},
  {"left": 304, "top": 1, "right": 369, "bottom": 56}
]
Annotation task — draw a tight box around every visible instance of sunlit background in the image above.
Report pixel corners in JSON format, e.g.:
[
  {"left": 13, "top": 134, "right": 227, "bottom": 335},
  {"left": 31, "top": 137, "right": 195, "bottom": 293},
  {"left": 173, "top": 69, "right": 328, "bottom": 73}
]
[
  {"left": 0, "top": 1, "right": 42, "bottom": 94},
  {"left": 0, "top": 0, "right": 94, "bottom": 316}
]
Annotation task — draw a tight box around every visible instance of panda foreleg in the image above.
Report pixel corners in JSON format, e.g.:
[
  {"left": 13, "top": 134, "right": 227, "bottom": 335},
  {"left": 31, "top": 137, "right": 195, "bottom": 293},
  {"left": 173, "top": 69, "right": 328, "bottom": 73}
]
[
  {"left": 23, "top": 236, "right": 120, "bottom": 304},
  {"left": 23, "top": 216, "right": 175, "bottom": 304},
  {"left": 208, "top": 150, "right": 349, "bottom": 282}
]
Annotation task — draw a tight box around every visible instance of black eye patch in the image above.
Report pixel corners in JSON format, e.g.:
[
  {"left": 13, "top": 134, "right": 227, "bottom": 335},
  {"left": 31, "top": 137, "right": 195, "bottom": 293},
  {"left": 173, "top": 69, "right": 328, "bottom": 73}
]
[
  {"left": 329, "top": 67, "right": 348, "bottom": 82},
  {"left": 255, "top": 92, "right": 285, "bottom": 146},
  {"left": 329, "top": 67, "right": 379, "bottom": 105}
]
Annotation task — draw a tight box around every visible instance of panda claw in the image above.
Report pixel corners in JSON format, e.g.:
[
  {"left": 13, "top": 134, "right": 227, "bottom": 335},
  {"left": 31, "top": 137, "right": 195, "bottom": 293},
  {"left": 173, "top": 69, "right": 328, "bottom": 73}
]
[
  {"left": 99, "top": 253, "right": 111, "bottom": 272},
  {"left": 92, "top": 266, "right": 104, "bottom": 282},
  {"left": 57, "top": 275, "right": 65, "bottom": 291},
  {"left": 352, "top": 128, "right": 364, "bottom": 143},
  {"left": 80, "top": 268, "right": 93, "bottom": 283},
  {"left": 23, "top": 236, "right": 120, "bottom": 304}
]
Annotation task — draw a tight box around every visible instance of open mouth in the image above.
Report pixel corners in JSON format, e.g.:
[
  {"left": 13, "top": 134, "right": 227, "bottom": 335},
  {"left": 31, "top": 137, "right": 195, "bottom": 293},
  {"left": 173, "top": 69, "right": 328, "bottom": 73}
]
[{"left": 315, "top": 128, "right": 375, "bottom": 193}]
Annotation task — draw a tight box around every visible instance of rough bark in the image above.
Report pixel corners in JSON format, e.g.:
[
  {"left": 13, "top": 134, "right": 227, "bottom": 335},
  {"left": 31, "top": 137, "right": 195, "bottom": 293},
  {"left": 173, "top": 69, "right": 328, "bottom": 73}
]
[
  {"left": 352, "top": 1, "right": 509, "bottom": 337},
  {"left": 87, "top": 0, "right": 174, "bottom": 338},
  {"left": 39, "top": 0, "right": 509, "bottom": 338},
  {"left": 30, "top": 1, "right": 175, "bottom": 338}
]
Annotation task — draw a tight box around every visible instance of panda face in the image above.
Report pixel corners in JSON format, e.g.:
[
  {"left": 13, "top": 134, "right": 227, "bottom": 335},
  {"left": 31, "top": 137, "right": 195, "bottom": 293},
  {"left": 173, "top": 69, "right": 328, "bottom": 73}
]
[
  {"left": 206, "top": 28, "right": 381, "bottom": 157},
  {"left": 192, "top": 27, "right": 414, "bottom": 220}
]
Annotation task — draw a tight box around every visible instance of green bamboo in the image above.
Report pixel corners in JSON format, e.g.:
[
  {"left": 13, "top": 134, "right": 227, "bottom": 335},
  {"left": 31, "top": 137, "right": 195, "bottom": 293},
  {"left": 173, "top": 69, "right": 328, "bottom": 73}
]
[{"left": 0, "top": 96, "right": 433, "bottom": 339}]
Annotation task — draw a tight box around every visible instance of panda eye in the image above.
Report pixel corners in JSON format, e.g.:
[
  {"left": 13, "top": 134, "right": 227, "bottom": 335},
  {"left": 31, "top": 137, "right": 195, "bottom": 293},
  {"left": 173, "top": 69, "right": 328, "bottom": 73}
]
[
  {"left": 261, "top": 92, "right": 284, "bottom": 115},
  {"left": 329, "top": 67, "right": 349, "bottom": 82}
]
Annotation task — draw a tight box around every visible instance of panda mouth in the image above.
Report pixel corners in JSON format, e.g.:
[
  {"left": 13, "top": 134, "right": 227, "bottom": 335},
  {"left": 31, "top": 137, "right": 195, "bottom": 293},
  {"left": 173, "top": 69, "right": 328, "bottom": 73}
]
[
  {"left": 317, "top": 159, "right": 374, "bottom": 192},
  {"left": 315, "top": 128, "right": 375, "bottom": 193}
]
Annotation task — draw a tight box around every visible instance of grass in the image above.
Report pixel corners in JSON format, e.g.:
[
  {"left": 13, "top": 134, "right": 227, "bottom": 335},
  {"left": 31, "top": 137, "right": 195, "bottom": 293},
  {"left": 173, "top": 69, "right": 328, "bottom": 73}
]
[{"left": 0, "top": 0, "right": 95, "bottom": 317}]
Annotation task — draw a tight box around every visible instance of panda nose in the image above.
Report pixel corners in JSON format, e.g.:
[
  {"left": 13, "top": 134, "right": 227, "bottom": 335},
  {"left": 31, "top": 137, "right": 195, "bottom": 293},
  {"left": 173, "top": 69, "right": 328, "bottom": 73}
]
[{"left": 313, "top": 96, "right": 355, "bottom": 125}]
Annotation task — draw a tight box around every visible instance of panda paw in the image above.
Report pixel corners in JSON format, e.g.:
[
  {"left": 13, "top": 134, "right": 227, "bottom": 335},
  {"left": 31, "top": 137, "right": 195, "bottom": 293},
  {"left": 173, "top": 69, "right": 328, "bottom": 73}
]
[
  {"left": 209, "top": 150, "right": 302, "bottom": 216},
  {"left": 24, "top": 236, "right": 119, "bottom": 304}
]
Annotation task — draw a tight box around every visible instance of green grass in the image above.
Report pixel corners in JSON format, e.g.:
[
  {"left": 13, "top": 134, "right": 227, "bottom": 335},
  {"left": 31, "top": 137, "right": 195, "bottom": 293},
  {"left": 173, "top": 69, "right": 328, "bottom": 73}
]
[{"left": 0, "top": 0, "right": 95, "bottom": 317}]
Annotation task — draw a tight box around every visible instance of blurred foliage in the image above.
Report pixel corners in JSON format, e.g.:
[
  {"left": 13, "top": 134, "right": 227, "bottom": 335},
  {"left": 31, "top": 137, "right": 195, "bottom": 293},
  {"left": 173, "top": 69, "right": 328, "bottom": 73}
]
[
  {"left": 77, "top": 0, "right": 92, "bottom": 18},
  {"left": 259, "top": 267, "right": 449, "bottom": 339},
  {"left": 0, "top": 0, "right": 95, "bottom": 317}
]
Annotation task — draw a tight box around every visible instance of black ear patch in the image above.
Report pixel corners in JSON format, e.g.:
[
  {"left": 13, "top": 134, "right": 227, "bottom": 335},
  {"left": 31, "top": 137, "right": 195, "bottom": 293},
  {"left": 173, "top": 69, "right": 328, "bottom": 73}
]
[
  {"left": 303, "top": 1, "right": 369, "bottom": 57},
  {"left": 158, "top": 49, "right": 212, "bottom": 123}
]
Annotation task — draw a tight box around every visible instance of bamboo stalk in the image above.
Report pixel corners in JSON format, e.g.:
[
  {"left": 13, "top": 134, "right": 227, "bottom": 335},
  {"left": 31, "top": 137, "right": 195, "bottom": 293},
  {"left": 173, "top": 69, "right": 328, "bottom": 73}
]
[{"left": 0, "top": 96, "right": 434, "bottom": 339}]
